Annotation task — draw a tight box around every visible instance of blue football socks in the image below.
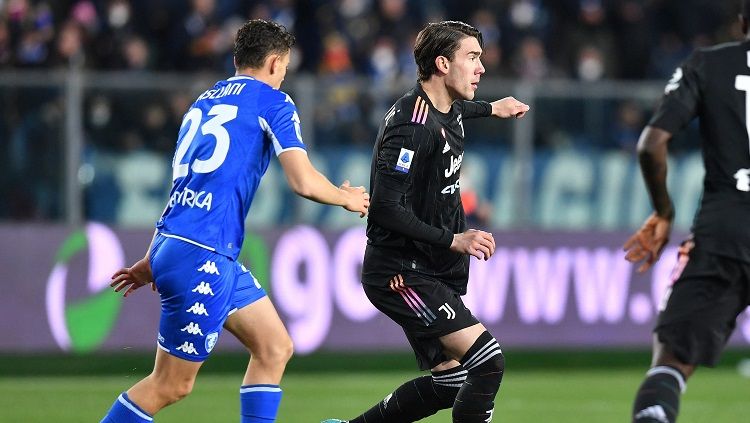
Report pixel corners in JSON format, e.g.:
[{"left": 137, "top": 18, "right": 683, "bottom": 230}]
[
  {"left": 101, "top": 392, "right": 153, "bottom": 422},
  {"left": 240, "top": 384, "right": 283, "bottom": 422}
]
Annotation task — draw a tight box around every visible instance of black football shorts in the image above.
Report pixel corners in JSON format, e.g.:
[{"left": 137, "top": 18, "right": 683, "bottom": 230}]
[
  {"left": 363, "top": 273, "right": 479, "bottom": 370},
  {"left": 655, "top": 242, "right": 750, "bottom": 366}
]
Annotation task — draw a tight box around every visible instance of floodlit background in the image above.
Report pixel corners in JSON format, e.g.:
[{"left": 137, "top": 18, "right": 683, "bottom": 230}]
[{"left": 0, "top": 1, "right": 748, "bottom": 422}]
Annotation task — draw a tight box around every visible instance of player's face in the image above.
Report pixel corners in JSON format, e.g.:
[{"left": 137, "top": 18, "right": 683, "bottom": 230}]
[
  {"left": 270, "top": 51, "right": 291, "bottom": 89},
  {"left": 445, "top": 36, "right": 485, "bottom": 101}
]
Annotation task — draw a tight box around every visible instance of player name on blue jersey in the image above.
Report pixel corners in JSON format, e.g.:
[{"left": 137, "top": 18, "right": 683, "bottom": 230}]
[
  {"left": 197, "top": 82, "right": 247, "bottom": 101},
  {"left": 157, "top": 75, "right": 306, "bottom": 259}
]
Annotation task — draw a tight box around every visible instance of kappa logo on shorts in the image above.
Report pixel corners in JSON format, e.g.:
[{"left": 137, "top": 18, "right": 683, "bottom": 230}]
[
  {"left": 192, "top": 281, "right": 215, "bottom": 296},
  {"left": 197, "top": 260, "right": 220, "bottom": 275},
  {"left": 186, "top": 302, "right": 209, "bottom": 316},
  {"left": 205, "top": 332, "right": 219, "bottom": 353},
  {"left": 438, "top": 303, "right": 456, "bottom": 320},
  {"left": 180, "top": 322, "right": 204, "bottom": 336},
  {"left": 176, "top": 341, "right": 199, "bottom": 355}
]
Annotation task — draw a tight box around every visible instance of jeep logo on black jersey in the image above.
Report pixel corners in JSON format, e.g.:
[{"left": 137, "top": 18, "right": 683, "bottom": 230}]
[
  {"left": 441, "top": 180, "right": 460, "bottom": 195},
  {"left": 444, "top": 153, "right": 463, "bottom": 178}
]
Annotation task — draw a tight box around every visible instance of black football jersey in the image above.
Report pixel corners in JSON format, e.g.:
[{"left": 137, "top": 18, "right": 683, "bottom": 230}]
[
  {"left": 650, "top": 40, "right": 750, "bottom": 262},
  {"left": 362, "top": 84, "right": 491, "bottom": 293}
]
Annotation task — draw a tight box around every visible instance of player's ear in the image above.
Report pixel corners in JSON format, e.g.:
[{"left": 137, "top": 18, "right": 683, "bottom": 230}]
[
  {"left": 268, "top": 54, "right": 280, "bottom": 75},
  {"left": 435, "top": 55, "right": 449, "bottom": 75}
]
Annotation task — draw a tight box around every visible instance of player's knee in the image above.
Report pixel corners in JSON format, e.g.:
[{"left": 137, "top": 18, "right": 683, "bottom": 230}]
[
  {"left": 654, "top": 345, "right": 695, "bottom": 380},
  {"left": 461, "top": 331, "right": 505, "bottom": 377},
  {"left": 156, "top": 377, "right": 195, "bottom": 406},
  {"left": 172, "top": 379, "right": 195, "bottom": 402},
  {"left": 461, "top": 332, "right": 505, "bottom": 386},
  {"left": 431, "top": 367, "right": 467, "bottom": 408},
  {"left": 274, "top": 333, "right": 294, "bottom": 364},
  {"left": 253, "top": 334, "right": 294, "bottom": 367},
  {"left": 277, "top": 335, "right": 294, "bottom": 364},
  {"left": 484, "top": 350, "right": 505, "bottom": 375},
  {"left": 466, "top": 350, "right": 504, "bottom": 390}
]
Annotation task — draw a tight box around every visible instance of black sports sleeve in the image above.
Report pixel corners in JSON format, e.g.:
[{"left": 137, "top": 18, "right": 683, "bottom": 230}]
[
  {"left": 461, "top": 100, "right": 492, "bottom": 119},
  {"left": 649, "top": 51, "right": 703, "bottom": 133},
  {"left": 368, "top": 124, "right": 454, "bottom": 248}
]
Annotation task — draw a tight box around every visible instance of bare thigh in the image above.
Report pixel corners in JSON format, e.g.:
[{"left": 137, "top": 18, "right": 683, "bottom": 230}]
[
  {"left": 651, "top": 335, "right": 696, "bottom": 379},
  {"left": 439, "top": 323, "right": 488, "bottom": 362},
  {"left": 151, "top": 346, "right": 204, "bottom": 379},
  {"left": 223, "top": 296, "right": 292, "bottom": 352}
]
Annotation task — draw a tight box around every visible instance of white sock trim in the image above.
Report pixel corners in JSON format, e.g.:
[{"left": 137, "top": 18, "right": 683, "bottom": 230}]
[
  {"left": 240, "top": 386, "right": 282, "bottom": 394},
  {"left": 462, "top": 338, "right": 500, "bottom": 369},
  {"left": 117, "top": 394, "right": 153, "bottom": 421},
  {"left": 647, "top": 366, "right": 687, "bottom": 393}
]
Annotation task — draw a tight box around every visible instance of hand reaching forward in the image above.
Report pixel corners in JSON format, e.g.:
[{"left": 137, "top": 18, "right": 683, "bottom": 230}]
[
  {"left": 110, "top": 257, "right": 156, "bottom": 297},
  {"left": 450, "top": 229, "right": 496, "bottom": 260},
  {"left": 490, "top": 97, "right": 530, "bottom": 119},
  {"left": 340, "top": 180, "right": 370, "bottom": 217},
  {"left": 623, "top": 212, "right": 673, "bottom": 273}
]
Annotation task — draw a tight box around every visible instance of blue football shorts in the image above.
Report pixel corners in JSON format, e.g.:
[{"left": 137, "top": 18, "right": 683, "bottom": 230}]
[{"left": 149, "top": 233, "right": 267, "bottom": 361}]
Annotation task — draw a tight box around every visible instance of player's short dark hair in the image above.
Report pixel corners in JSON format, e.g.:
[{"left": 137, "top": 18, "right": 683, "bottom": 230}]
[
  {"left": 233, "top": 19, "right": 295, "bottom": 70},
  {"left": 414, "top": 21, "right": 483, "bottom": 82},
  {"left": 743, "top": 0, "right": 750, "bottom": 18}
]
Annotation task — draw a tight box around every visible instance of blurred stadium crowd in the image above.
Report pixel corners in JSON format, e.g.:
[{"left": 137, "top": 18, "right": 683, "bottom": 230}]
[
  {"left": 0, "top": 0, "right": 736, "bottom": 223},
  {"left": 0, "top": 0, "right": 739, "bottom": 79}
]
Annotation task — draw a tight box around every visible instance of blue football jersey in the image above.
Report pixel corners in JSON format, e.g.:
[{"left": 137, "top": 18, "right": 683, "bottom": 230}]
[{"left": 156, "top": 75, "right": 306, "bottom": 259}]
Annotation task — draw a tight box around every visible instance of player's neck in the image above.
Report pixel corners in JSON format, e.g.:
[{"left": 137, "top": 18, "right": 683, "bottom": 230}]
[
  {"left": 236, "top": 68, "right": 274, "bottom": 88},
  {"left": 419, "top": 79, "right": 454, "bottom": 113}
]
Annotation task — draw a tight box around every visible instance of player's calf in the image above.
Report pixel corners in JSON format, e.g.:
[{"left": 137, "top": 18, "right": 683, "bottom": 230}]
[
  {"left": 100, "top": 392, "right": 154, "bottom": 423},
  {"left": 347, "top": 365, "right": 467, "bottom": 423},
  {"left": 241, "top": 384, "right": 283, "bottom": 422},
  {"left": 632, "top": 366, "right": 686, "bottom": 423},
  {"left": 453, "top": 331, "right": 504, "bottom": 423}
]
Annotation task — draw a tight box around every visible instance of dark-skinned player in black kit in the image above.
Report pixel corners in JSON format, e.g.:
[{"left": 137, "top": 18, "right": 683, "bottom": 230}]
[{"left": 624, "top": 2, "right": 750, "bottom": 422}]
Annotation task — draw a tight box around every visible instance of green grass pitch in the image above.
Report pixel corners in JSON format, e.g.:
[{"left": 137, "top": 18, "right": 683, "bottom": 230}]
[{"left": 1, "top": 368, "right": 747, "bottom": 422}]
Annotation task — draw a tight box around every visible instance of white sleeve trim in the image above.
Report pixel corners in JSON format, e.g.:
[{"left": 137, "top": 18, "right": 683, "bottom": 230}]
[
  {"left": 258, "top": 116, "right": 306, "bottom": 156},
  {"left": 258, "top": 116, "right": 283, "bottom": 155},
  {"left": 276, "top": 146, "right": 308, "bottom": 157}
]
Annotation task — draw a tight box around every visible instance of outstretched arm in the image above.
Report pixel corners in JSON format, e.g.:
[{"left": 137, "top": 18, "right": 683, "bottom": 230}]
[
  {"left": 623, "top": 126, "right": 674, "bottom": 272},
  {"left": 489, "top": 97, "right": 529, "bottom": 119},
  {"left": 278, "top": 149, "right": 370, "bottom": 217},
  {"left": 461, "top": 97, "right": 530, "bottom": 120}
]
